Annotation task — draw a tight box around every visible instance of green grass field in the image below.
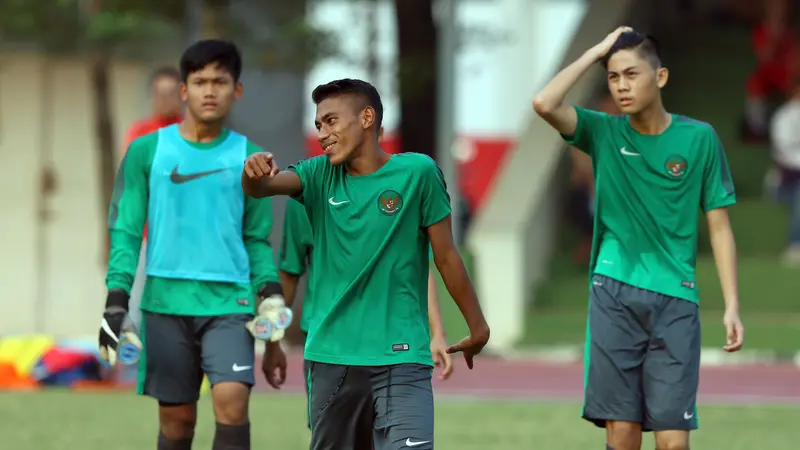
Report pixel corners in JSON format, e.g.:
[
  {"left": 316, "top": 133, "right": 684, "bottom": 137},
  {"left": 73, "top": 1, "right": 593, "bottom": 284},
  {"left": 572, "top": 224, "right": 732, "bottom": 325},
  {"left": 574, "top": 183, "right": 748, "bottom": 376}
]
[
  {"left": 1, "top": 391, "right": 796, "bottom": 449},
  {"left": 523, "top": 255, "right": 800, "bottom": 351}
]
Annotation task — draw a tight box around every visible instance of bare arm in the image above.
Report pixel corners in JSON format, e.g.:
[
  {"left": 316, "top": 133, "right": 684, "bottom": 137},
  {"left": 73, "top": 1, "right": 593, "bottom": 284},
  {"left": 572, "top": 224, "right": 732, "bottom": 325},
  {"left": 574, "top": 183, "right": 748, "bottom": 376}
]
[
  {"left": 278, "top": 270, "right": 300, "bottom": 308},
  {"left": 242, "top": 170, "right": 303, "bottom": 198},
  {"left": 707, "top": 207, "right": 745, "bottom": 352},
  {"left": 532, "top": 26, "right": 631, "bottom": 136},
  {"left": 707, "top": 208, "right": 739, "bottom": 312},
  {"left": 428, "top": 216, "right": 488, "bottom": 335},
  {"left": 532, "top": 51, "right": 595, "bottom": 136},
  {"left": 427, "top": 270, "right": 445, "bottom": 339}
]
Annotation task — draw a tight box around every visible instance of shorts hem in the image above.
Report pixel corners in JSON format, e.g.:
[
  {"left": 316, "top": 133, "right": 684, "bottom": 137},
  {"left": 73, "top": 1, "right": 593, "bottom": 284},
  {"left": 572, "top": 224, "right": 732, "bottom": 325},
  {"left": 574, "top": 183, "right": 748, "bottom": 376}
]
[
  {"left": 582, "top": 415, "right": 698, "bottom": 432},
  {"left": 644, "top": 422, "right": 699, "bottom": 432},
  {"left": 582, "top": 413, "right": 642, "bottom": 429},
  {"left": 141, "top": 389, "right": 200, "bottom": 405}
]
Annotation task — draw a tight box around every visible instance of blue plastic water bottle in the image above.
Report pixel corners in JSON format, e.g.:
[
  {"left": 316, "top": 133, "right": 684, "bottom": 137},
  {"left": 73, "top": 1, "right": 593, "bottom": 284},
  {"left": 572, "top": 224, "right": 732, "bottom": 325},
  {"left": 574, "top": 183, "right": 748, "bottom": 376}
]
[{"left": 117, "top": 316, "right": 141, "bottom": 366}]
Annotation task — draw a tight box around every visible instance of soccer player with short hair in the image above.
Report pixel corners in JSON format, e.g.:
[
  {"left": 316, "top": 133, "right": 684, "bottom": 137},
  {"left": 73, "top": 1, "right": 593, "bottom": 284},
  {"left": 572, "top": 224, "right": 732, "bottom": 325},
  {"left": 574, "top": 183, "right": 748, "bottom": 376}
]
[
  {"left": 98, "top": 39, "right": 286, "bottom": 450},
  {"left": 243, "top": 78, "right": 490, "bottom": 450},
  {"left": 533, "top": 28, "right": 745, "bottom": 450},
  {"left": 279, "top": 198, "right": 455, "bottom": 432}
]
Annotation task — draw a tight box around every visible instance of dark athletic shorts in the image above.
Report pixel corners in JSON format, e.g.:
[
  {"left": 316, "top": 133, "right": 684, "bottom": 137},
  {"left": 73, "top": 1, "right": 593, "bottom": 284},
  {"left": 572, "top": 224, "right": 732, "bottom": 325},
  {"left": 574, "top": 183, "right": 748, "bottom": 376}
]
[
  {"left": 308, "top": 362, "right": 434, "bottom": 450},
  {"left": 136, "top": 311, "right": 255, "bottom": 404},
  {"left": 583, "top": 275, "right": 701, "bottom": 431}
]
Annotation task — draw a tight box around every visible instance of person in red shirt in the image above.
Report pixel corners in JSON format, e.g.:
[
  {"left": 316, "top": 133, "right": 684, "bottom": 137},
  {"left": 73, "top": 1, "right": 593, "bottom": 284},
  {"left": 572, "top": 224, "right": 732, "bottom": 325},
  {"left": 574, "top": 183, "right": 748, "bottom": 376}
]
[
  {"left": 123, "top": 67, "right": 183, "bottom": 326},
  {"left": 122, "top": 67, "right": 184, "bottom": 149},
  {"left": 743, "top": 0, "right": 799, "bottom": 141}
]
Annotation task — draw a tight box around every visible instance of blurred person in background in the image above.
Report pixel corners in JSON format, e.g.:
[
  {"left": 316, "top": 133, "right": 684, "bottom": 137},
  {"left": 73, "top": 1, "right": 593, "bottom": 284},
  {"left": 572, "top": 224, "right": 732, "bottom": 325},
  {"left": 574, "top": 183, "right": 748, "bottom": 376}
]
[
  {"left": 709, "top": 0, "right": 762, "bottom": 25},
  {"left": 122, "top": 67, "right": 183, "bottom": 327},
  {"left": 534, "top": 27, "right": 744, "bottom": 450},
  {"left": 742, "top": 0, "right": 799, "bottom": 142},
  {"left": 566, "top": 95, "right": 617, "bottom": 265},
  {"left": 768, "top": 76, "right": 800, "bottom": 264},
  {"left": 567, "top": 145, "right": 594, "bottom": 265},
  {"left": 123, "top": 67, "right": 184, "bottom": 148}
]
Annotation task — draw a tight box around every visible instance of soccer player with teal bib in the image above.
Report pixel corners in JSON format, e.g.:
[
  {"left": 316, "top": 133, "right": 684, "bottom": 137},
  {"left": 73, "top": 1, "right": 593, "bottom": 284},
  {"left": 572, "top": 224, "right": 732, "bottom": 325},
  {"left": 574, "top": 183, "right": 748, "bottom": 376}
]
[
  {"left": 98, "top": 40, "right": 288, "bottom": 450},
  {"left": 279, "top": 198, "right": 454, "bottom": 433},
  {"left": 243, "top": 79, "right": 490, "bottom": 450},
  {"left": 533, "top": 28, "right": 745, "bottom": 450}
]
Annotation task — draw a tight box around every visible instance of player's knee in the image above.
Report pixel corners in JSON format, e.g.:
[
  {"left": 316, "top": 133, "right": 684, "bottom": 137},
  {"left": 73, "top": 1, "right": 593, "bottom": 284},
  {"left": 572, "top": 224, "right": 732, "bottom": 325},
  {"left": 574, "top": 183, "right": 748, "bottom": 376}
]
[
  {"left": 158, "top": 402, "right": 197, "bottom": 440},
  {"left": 606, "top": 420, "right": 642, "bottom": 450},
  {"left": 654, "top": 431, "right": 690, "bottom": 450},
  {"left": 212, "top": 381, "right": 250, "bottom": 425}
]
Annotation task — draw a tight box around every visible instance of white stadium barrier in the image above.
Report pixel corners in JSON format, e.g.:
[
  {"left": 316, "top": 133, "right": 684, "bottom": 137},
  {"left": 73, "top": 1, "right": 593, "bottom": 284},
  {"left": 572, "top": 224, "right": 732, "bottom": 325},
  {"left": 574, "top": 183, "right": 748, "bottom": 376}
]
[{"left": 467, "top": 0, "right": 639, "bottom": 353}]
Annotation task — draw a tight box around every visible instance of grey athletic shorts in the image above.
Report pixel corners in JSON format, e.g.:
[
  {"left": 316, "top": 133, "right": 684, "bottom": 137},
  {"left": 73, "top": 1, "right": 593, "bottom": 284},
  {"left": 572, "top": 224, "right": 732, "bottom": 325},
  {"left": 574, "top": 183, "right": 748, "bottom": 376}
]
[
  {"left": 308, "top": 362, "right": 434, "bottom": 450},
  {"left": 583, "top": 274, "right": 701, "bottom": 431},
  {"left": 136, "top": 311, "right": 255, "bottom": 404}
]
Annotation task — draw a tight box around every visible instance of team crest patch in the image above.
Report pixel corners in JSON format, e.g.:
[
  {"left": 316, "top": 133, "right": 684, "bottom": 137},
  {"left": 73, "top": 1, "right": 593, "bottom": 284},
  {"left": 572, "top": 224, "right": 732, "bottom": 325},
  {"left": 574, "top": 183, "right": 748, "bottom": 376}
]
[
  {"left": 664, "top": 155, "right": 688, "bottom": 177},
  {"left": 377, "top": 190, "right": 404, "bottom": 215}
]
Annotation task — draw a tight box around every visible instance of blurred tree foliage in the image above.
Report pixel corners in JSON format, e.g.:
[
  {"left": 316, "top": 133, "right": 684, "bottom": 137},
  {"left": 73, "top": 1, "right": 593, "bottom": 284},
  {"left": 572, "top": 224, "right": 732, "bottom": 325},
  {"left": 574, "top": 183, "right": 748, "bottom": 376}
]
[
  {"left": 0, "top": 0, "right": 186, "bottom": 258},
  {"left": 0, "top": 0, "right": 334, "bottom": 259}
]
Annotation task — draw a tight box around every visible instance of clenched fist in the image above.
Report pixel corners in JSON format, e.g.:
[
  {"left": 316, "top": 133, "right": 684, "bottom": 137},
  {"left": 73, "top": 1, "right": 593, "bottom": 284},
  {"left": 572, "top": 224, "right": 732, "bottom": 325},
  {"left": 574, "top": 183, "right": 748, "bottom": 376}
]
[{"left": 244, "top": 152, "right": 280, "bottom": 180}]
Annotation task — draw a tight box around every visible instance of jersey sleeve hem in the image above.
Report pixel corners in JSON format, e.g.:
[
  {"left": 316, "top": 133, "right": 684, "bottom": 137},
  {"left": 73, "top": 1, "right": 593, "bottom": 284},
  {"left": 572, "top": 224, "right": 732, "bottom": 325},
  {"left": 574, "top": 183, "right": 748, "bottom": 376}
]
[
  {"left": 560, "top": 105, "right": 585, "bottom": 149},
  {"left": 703, "top": 196, "right": 736, "bottom": 213},
  {"left": 279, "top": 261, "right": 306, "bottom": 276},
  {"left": 422, "top": 209, "right": 452, "bottom": 229}
]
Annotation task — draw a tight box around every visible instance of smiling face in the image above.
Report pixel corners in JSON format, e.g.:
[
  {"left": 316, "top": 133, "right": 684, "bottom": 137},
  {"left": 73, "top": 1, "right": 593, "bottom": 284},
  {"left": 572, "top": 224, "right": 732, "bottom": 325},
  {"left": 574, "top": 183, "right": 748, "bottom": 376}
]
[
  {"left": 606, "top": 48, "right": 668, "bottom": 115},
  {"left": 314, "top": 94, "right": 377, "bottom": 165},
  {"left": 181, "top": 63, "right": 242, "bottom": 124}
]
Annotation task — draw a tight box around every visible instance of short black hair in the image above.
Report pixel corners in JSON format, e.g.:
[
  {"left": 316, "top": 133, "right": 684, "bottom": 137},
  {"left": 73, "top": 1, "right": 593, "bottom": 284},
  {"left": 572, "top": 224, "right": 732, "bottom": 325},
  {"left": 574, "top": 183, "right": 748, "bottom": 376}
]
[
  {"left": 602, "top": 32, "right": 663, "bottom": 69},
  {"left": 179, "top": 39, "right": 242, "bottom": 82},
  {"left": 311, "top": 79, "right": 384, "bottom": 130},
  {"left": 150, "top": 66, "right": 180, "bottom": 85}
]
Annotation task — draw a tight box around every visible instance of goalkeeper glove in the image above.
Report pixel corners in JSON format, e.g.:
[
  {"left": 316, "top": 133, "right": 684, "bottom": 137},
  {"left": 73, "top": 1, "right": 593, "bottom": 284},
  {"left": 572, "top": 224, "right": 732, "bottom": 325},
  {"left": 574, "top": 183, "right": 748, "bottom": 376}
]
[
  {"left": 98, "top": 289, "right": 142, "bottom": 366},
  {"left": 245, "top": 283, "right": 293, "bottom": 342}
]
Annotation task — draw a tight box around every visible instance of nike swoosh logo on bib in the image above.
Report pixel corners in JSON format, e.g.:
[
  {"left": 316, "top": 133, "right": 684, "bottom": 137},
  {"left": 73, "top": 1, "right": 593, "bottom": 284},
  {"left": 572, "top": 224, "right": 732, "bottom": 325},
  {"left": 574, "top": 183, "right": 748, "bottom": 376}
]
[{"left": 170, "top": 166, "right": 226, "bottom": 184}]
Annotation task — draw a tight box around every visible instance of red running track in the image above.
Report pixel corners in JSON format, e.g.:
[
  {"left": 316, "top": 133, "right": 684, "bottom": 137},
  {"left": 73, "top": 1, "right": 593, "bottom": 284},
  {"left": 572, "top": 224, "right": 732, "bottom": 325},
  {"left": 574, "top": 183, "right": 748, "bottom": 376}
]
[{"left": 255, "top": 352, "right": 800, "bottom": 404}]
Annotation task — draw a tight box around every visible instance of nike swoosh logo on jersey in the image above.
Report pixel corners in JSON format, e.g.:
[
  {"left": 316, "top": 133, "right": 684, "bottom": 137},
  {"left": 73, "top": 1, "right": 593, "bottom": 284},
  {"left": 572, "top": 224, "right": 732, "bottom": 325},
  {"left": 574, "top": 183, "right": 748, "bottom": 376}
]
[
  {"left": 405, "top": 438, "right": 430, "bottom": 447},
  {"left": 232, "top": 363, "right": 252, "bottom": 372},
  {"left": 620, "top": 147, "right": 640, "bottom": 156},
  {"left": 328, "top": 197, "right": 349, "bottom": 206},
  {"left": 170, "top": 166, "right": 226, "bottom": 184}
]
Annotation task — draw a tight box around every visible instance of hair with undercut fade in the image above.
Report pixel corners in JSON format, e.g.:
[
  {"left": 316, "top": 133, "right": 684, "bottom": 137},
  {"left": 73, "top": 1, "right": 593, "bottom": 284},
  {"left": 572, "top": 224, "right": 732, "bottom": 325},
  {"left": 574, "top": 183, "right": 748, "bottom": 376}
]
[
  {"left": 311, "top": 78, "right": 384, "bottom": 131},
  {"left": 602, "top": 32, "right": 664, "bottom": 70}
]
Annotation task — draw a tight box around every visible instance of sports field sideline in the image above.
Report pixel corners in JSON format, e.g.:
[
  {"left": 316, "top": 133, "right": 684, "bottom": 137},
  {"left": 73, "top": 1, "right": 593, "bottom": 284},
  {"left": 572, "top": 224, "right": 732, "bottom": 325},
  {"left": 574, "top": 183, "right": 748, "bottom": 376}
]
[{"left": 2, "top": 354, "right": 797, "bottom": 449}]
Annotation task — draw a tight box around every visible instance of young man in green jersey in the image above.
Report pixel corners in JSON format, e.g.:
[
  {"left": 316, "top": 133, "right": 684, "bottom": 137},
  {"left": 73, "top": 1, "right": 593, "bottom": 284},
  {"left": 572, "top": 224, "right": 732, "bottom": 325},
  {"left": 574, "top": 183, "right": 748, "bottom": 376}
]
[
  {"left": 99, "top": 40, "right": 288, "bottom": 450},
  {"left": 533, "top": 28, "right": 745, "bottom": 450},
  {"left": 279, "top": 198, "right": 454, "bottom": 433},
  {"left": 243, "top": 78, "right": 490, "bottom": 450}
]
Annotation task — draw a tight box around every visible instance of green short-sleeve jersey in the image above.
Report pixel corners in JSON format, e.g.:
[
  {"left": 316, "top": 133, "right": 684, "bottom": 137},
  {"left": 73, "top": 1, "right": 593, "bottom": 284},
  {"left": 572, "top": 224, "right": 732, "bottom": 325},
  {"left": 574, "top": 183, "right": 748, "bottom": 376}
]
[
  {"left": 279, "top": 199, "right": 315, "bottom": 332},
  {"left": 106, "top": 129, "right": 279, "bottom": 316},
  {"left": 287, "top": 153, "right": 451, "bottom": 366},
  {"left": 563, "top": 106, "right": 736, "bottom": 303}
]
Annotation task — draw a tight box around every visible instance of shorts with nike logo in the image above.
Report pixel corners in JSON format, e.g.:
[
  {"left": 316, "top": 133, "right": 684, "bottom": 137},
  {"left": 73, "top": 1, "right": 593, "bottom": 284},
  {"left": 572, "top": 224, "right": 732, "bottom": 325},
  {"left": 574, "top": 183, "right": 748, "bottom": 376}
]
[
  {"left": 307, "top": 362, "right": 434, "bottom": 450},
  {"left": 137, "top": 312, "right": 255, "bottom": 404},
  {"left": 583, "top": 275, "right": 701, "bottom": 431}
]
